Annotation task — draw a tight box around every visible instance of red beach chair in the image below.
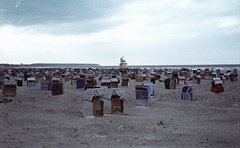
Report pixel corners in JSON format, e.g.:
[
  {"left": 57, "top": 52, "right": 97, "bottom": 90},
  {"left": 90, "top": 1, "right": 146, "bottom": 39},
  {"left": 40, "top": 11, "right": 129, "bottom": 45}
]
[{"left": 211, "top": 78, "right": 224, "bottom": 93}]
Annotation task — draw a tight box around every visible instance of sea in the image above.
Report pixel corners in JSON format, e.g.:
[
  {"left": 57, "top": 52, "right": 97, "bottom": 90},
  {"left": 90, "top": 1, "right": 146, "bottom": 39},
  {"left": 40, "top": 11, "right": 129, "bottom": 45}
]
[
  {"left": 101, "top": 64, "right": 240, "bottom": 71},
  {"left": 1, "top": 64, "right": 240, "bottom": 71}
]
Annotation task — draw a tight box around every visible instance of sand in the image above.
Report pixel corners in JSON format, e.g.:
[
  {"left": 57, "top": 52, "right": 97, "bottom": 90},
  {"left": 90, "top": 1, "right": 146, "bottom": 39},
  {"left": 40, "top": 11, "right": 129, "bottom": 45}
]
[{"left": 0, "top": 77, "right": 240, "bottom": 148}]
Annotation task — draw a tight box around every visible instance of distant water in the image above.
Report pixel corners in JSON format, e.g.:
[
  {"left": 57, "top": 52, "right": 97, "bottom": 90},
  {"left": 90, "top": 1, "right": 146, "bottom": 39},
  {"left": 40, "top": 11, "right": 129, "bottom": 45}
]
[
  {"left": 102, "top": 64, "right": 240, "bottom": 70},
  {"left": 1, "top": 63, "right": 239, "bottom": 70}
]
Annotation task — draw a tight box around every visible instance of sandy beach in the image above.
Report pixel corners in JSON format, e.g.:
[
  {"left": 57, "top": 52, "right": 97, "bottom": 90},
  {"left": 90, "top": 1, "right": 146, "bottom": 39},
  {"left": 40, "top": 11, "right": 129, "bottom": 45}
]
[
  {"left": 0, "top": 74, "right": 240, "bottom": 148},
  {"left": 1, "top": 0, "right": 239, "bottom": 147}
]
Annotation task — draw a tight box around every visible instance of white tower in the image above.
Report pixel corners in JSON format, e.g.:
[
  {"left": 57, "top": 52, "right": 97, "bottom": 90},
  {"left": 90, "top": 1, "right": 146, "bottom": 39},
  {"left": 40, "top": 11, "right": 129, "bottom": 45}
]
[{"left": 119, "top": 56, "right": 127, "bottom": 69}]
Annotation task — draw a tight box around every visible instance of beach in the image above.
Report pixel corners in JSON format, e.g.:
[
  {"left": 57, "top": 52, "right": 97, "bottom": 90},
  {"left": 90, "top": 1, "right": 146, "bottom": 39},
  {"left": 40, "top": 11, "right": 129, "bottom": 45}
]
[{"left": 0, "top": 72, "right": 240, "bottom": 148}]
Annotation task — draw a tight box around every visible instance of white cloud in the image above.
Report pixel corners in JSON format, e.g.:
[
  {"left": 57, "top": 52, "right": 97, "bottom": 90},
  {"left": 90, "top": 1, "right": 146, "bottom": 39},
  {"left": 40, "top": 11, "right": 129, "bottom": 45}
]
[{"left": 217, "top": 17, "right": 240, "bottom": 28}]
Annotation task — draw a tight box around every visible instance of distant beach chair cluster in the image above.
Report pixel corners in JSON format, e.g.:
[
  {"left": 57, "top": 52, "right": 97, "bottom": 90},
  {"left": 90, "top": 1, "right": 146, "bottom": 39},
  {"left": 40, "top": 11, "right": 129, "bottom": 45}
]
[{"left": 0, "top": 66, "right": 238, "bottom": 114}]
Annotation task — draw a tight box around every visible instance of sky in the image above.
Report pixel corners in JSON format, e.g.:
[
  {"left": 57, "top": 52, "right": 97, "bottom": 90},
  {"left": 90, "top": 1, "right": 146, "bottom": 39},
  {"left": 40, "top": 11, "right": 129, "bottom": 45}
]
[{"left": 0, "top": 0, "right": 240, "bottom": 66}]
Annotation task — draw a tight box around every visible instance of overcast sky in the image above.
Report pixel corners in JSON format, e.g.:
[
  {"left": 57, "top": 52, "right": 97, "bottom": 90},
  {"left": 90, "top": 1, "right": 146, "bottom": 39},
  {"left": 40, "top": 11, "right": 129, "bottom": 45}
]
[{"left": 0, "top": 0, "right": 239, "bottom": 66}]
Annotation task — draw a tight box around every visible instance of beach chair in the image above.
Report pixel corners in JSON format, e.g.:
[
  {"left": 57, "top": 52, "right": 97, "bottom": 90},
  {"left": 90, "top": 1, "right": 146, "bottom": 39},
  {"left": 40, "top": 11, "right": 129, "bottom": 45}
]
[
  {"left": 202, "top": 69, "right": 212, "bottom": 80},
  {"left": 41, "top": 80, "right": 51, "bottom": 91},
  {"left": 71, "top": 75, "right": 80, "bottom": 87},
  {"left": 230, "top": 73, "right": 238, "bottom": 82},
  {"left": 101, "top": 77, "right": 111, "bottom": 88},
  {"left": 135, "top": 75, "right": 144, "bottom": 82},
  {"left": 52, "top": 82, "right": 63, "bottom": 96},
  {"left": 164, "top": 78, "right": 176, "bottom": 89},
  {"left": 103, "top": 88, "right": 125, "bottom": 114},
  {"left": 24, "top": 73, "right": 31, "bottom": 81},
  {"left": 82, "top": 89, "right": 104, "bottom": 117},
  {"left": 27, "top": 77, "right": 36, "bottom": 87},
  {"left": 211, "top": 78, "right": 224, "bottom": 93},
  {"left": 86, "top": 77, "right": 97, "bottom": 88},
  {"left": 2, "top": 80, "right": 17, "bottom": 97},
  {"left": 211, "top": 72, "right": 217, "bottom": 78},
  {"left": 111, "top": 78, "right": 119, "bottom": 88},
  {"left": 62, "top": 74, "right": 69, "bottom": 81},
  {"left": 193, "top": 75, "right": 201, "bottom": 84},
  {"left": 135, "top": 85, "right": 151, "bottom": 106},
  {"left": 178, "top": 76, "right": 186, "bottom": 85},
  {"left": 172, "top": 70, "right": 179, "bottom": 79},
  {"left": 15, "top": 77, "right": 23, "bottom": 87},
  {"left": 155, "top": 74, "right": 161, "bottom": 81},
  {"left": 166, "top": 71, "right": 172, "bottom": 78},
  {"left": 80, "top": 73, "right": 87, "bottom": 78},
  {"left": 121, "top": 78, "right": 129, "bottom": 87},
  {"left": 0, "top": 77, "right": 3, "bottom": 89},
  {"left": 181, "top": 85, "right": 193, "bottom": 100},
  {"left": 76, "top": 78, "right": 86, "bottom": 89}
]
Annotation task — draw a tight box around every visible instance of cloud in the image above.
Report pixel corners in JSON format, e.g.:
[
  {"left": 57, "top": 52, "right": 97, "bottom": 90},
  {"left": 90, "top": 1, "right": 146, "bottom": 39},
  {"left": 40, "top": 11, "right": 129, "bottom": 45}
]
[
  {"left": 0, "top": 0, "right": 141, "bottom": 35},
  {"left": 0, "top": 0, "right": 133, "bottom": 25},
  {"left": 0, "top": 0, "right": 239, "bottom": 65}
]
